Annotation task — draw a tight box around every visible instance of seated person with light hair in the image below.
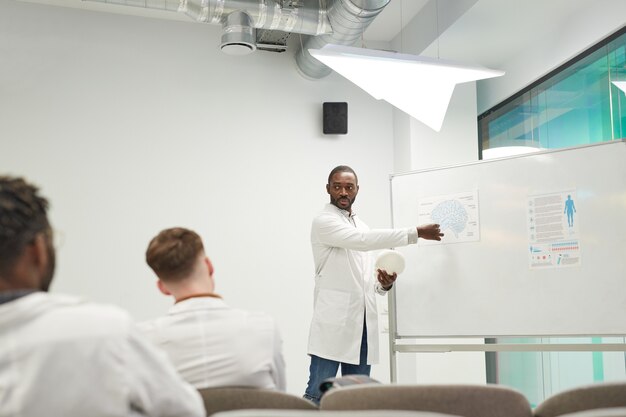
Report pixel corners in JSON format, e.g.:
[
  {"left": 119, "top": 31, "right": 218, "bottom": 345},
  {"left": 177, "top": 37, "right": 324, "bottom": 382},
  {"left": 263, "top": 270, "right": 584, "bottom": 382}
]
[
  {"left": 138, "top": 227, "right": 286, "bottom": 391},
  {"left": 0, "top": 176, "right": 204, "bottom": 417}
]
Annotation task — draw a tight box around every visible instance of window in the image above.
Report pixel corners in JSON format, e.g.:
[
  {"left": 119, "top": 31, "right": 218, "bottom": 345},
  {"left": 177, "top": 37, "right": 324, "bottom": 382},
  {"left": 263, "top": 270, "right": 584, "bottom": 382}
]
[{"left": 478, "top": 26, "right": 626, "bottom": 154}]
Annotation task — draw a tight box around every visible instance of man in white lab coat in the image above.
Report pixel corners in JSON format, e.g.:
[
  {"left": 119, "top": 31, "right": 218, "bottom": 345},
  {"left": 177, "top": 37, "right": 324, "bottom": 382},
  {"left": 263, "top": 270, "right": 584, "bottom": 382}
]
[
  {"left": 0, "top": 176, "right": 205, "bottom": 417},
  {"left": 304, "top": 165, "right": 443, "bottom": 404},
  {"left": 138, "top": 227, "right": 286, "bottom": 391}
]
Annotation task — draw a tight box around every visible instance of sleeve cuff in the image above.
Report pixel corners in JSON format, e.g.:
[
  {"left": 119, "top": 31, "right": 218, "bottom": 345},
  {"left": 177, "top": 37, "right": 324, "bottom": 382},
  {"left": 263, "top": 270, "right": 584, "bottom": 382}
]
[
  {"left": 407, "top": 227, "right": 418, "bottom": 244},
  {"left": 375, "top": 282, "right": 393, "bottom": 295}
]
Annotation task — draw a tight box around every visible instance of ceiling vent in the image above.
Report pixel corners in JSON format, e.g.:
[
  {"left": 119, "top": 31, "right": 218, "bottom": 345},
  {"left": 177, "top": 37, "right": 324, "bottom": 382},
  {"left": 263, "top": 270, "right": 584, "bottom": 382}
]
[{"left": 220, "top": 11, "right": 256, "bottom": 55}]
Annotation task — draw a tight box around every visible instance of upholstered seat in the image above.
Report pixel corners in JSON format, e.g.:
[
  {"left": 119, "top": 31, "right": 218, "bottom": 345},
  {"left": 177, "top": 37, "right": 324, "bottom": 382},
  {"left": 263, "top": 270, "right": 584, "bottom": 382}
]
[
  {"left": 213, "top": 410, "right": 464, "bottom": 417},
  {"left": 533, "top": 382, "right": 626, "bottom": 417},
  {"left": 198, "top": 387, "right": 318, "bottom": 416},
  {"left": 554, "top": 408, "right": 626, "bottom": 417},
  {"left": 319, "top": 384, "right": 532, "bottom": 417}
]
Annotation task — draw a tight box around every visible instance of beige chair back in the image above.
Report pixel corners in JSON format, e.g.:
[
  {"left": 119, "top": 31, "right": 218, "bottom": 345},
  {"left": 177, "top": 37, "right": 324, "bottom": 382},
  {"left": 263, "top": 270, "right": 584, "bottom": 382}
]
[
  {"left": 198, "top": 387, "right": 318, "bottom": 416},
  {"left": 213, "top": 410, "right": 463, "bottom": 417},
  {"left": 556, "top": 408, "right": 626, "bottom": 417},
  {"left": 533, "top": 382, "right": 626, "bottom": 417},
  {"left": 319, "top": 384, "right": 532, "bottom": 417}
]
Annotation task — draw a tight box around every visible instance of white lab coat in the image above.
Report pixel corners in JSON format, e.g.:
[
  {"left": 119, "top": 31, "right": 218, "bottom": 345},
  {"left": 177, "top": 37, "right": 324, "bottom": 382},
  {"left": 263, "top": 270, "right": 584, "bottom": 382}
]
[
  {"left": 307, "top": 203, "right": 417, "bottom": 364},
  {"left": 138, "top": 296, "right": 286, "bottom": 391},
  {"left": 0, "top": 292, "right": 204, "bottom": 417}
]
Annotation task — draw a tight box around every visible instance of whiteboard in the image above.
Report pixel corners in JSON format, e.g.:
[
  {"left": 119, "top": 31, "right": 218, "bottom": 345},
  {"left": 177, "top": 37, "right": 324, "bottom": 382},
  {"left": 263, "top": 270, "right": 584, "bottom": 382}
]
[{"left": 390, "top": 140, "right": 626, "bottom": 337}]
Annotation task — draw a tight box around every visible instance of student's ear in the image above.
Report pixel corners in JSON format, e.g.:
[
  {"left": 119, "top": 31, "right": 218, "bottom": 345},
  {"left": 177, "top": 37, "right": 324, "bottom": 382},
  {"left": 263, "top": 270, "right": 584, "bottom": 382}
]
[
  {"left": 157, "top": 280, "right": 171, "bottom": 296},
  {"left": 326, "top": 184, "right": 330, "bottom": 195},
  {"left": 205, "top": 257, "right": 214, "bottom": 277},
  {"left": 32, "top": 233, "right": 50, "bottom": 275}
]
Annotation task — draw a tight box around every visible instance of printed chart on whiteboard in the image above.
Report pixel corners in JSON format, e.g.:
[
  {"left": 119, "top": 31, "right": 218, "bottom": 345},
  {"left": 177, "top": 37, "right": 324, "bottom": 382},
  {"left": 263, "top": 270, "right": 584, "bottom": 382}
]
[
  {"left": 527, "top": 190, "right": 581, "bottom": 268},
  {"left": 417, "top": 190, "right": 480, "bottom": 245}
]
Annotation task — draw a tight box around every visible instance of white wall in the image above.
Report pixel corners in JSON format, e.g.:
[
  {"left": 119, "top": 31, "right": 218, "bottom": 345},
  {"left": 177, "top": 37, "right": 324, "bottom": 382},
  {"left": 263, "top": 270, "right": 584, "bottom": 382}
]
[
  {"left": 0, "top": 0, "right": 398, "bottom": 395},
  {"left": 408, "top": 81, "right": 480, "bottom": 169}
]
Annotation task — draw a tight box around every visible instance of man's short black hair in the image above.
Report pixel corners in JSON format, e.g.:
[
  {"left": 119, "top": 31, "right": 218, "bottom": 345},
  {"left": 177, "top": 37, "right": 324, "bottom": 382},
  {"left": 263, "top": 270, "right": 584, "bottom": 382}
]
[
  {"left": 327, "top": 165, "right": 358, "bottom": 185},
  {"left": 0, "top": 176, "right": 50, "bottom": 275}
]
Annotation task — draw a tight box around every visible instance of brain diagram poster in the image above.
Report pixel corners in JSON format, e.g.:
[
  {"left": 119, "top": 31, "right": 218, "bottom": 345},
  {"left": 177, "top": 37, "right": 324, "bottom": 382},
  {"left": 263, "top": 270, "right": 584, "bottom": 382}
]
[{"left": 417, "top": 190, "right": 480, "bottom": 245}]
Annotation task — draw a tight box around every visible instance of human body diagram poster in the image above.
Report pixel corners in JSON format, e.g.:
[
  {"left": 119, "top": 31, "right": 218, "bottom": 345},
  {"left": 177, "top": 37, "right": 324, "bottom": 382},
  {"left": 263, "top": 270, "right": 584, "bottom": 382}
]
[
  {"left": 417, "top": 190, "right": 480, "bottom": 245},
  {"left": 527, "top": 190, "right": 581, "bottom": 268}
]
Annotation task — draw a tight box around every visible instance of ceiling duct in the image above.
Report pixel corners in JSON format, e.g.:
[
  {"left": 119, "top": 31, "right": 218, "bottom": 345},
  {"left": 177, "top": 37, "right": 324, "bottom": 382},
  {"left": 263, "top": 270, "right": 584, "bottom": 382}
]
[
  {"left": 179, "top": 0, "right": 332, "bottom": 37},
  {"left": 295, "top": 0, "right": 390, "bottom": 79},
  {"left": 220, "top": 10, "right": 256, "bottom": 55},
  {"left": 86, "top": 0, "right": 332, "bottom": 37},
  {"left": 84, "top": 0, "right": 390, "bottom": 79}
]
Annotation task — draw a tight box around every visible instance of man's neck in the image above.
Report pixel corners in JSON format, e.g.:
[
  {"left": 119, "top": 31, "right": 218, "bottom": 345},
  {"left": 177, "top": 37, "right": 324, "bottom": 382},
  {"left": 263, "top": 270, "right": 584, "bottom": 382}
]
[
  {"left": 175, "top": 292, "right": 221, "bottom": 303},
  {"left": 330, "top": 202, "right": 352, "bottom": 215},
  {"left": 0, "top": 289, "right": 38, "bottom": 305}
]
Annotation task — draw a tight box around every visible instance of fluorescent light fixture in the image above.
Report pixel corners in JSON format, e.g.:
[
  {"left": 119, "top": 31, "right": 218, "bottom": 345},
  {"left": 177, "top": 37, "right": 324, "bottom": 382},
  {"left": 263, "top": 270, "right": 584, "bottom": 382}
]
[
  {"left": 482, "top": 146, "right": 542, "bottom": 160},
  {"left": 613, "top": 81, "right": 626, "bottom": 94},
  {"left": 309, "top": 44, "right": 505, "bottom": 132}
]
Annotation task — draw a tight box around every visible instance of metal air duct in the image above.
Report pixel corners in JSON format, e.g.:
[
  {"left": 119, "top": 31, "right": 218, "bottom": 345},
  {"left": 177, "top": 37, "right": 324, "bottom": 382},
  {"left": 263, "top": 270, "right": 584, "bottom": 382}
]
[
  {"left": 295, "top": 0, "right": 390, "bottom": 79},
  {"left": 220, "top": 10, "right": 256, "bottom": 55},
  {"left": 179, "top": 0, "right": 332, "bottom": 37},
  {"left": 85, "top": 0, "right": 390, "bottom": 79}
]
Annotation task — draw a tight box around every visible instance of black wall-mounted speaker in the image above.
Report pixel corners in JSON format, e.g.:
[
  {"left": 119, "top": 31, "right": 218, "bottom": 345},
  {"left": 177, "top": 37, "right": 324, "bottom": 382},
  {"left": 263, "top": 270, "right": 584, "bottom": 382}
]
[{"left": 323, "top": 102, "right": 348, "bottom": 134}]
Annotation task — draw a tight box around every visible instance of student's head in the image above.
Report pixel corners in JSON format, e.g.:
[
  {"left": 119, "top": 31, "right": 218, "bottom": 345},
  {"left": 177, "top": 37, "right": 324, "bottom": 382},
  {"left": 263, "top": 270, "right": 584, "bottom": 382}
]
[
  {"left": 0, "top": 176, "right": 55, "bottom": 291},
  {"left": 145, "top": 227, "right": 214, "bottom": 297},
  {"left": 146, "top": 227, "right": 205, "bottom": 281},
  {"left": 326, "top": 165, "right": 359, "bottom": 212}
]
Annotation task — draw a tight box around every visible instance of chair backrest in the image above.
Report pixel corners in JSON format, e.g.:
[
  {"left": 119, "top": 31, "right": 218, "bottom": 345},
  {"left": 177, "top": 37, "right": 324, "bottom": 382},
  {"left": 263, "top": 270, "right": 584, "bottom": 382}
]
[
  {"left": 319, "top": 384, "right": 533, "bottom": 417},
  {"left": 213, "top": 410, "right": 464, "bottom": 417},
  {"left": 556, "top": 408, "right": 626, "bottom": 417},
  {"left": 533, "top": 382, "right": 626, "bottom": 417},
  {"left": 198, "top": 387, "right": 318, "bottom": 416}
]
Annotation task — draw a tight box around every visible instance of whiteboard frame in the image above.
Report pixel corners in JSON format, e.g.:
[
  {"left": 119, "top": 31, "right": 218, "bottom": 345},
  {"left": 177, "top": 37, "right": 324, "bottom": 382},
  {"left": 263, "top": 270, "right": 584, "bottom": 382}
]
[
  {"left": 387, "top": 288, "right": 626, "bottom": 382},
  {"left": 386, "top": 140, "right": 626, "bottom": 382}
]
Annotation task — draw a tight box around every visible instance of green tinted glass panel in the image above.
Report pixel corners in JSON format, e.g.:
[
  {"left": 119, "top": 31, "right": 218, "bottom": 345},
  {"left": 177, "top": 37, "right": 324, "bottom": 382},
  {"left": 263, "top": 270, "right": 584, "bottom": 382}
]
[{"left": 479, "top": 29, "right": 626, "bottom": 152}]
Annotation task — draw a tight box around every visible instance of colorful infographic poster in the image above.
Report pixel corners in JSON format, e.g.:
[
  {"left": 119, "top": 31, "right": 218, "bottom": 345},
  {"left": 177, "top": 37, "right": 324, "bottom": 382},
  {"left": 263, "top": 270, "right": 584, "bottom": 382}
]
[{"left": 527, "top": 190, "right": 581, "bottom": 268}]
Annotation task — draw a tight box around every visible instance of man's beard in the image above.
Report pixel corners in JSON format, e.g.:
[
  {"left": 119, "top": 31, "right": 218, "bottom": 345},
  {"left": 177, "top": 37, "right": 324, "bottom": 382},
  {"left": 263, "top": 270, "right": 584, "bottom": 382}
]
[{"left": 330, "top": 195, "right": 356, "bottom": 211}]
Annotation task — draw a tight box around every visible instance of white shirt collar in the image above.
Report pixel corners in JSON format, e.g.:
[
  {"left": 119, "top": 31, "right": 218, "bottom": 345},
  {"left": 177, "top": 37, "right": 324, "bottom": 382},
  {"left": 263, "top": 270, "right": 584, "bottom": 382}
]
[
  {"left": 168, "top": 296, "right": 228, "bottom": 315},
  {"left": 326, "top": 202, "right": 357, "bottom": 218}
]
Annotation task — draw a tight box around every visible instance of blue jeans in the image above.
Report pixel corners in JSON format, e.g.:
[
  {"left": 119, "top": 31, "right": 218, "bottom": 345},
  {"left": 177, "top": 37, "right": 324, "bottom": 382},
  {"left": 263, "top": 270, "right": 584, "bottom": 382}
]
[{"left": 303, "top": 319, "right": 371, "bottom": 405}]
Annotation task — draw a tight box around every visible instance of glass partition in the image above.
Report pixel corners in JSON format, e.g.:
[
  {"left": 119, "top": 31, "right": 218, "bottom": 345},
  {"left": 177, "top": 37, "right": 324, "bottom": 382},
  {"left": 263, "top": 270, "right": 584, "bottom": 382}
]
[{"left": 479, "top": 27, "right": 626, "bottom": 154}]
